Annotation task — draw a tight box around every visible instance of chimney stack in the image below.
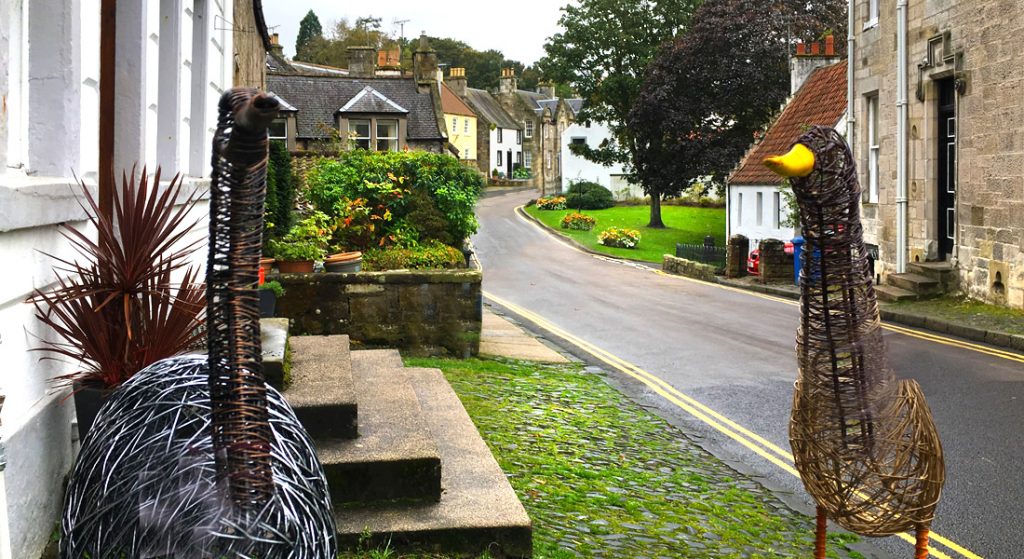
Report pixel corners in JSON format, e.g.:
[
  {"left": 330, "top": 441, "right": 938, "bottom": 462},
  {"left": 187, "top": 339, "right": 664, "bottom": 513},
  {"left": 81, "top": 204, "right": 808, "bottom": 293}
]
[
  {"left": 447, "top": 67, "right": 468, "bottom": 97},
  {"left": 376, "top": 47, "right": 402, "bottom": 77},
  {"left": 413, "top": 33, "right": 438, "bottom": 90},
  {"left": 537, "top": 82, "right": 556, "bottom": 99},
  {"left": 269, "top": 33, "right": 284, "bottom": 56},
  {"left": 499, "top": 67, "right": 517, "bottom": 95},
  {"left": 790, "top": 36, "right": 842, "bottom": 94},
  {"left": 348, "top": 46, "right": 377, "bottom": 78}
]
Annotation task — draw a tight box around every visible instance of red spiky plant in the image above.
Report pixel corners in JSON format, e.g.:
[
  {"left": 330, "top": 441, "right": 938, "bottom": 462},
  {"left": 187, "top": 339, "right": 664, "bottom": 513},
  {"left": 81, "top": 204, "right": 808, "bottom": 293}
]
[{"left": 31, "top": 167, "right": 207, "bottom": 388}]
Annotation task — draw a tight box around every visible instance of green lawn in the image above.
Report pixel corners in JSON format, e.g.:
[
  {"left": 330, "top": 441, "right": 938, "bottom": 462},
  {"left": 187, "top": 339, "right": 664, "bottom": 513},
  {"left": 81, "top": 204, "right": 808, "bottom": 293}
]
[{"left": 525, "top": 204, "right": 726, "bottom": 264}]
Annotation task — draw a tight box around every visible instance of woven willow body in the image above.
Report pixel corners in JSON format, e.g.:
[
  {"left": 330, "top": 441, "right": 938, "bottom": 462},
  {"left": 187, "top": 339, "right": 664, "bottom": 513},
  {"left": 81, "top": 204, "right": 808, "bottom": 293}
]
[
  {"left": 788, "top": 127, "right": 944, "bottom": 536},
  {"left": 62, "top": 89, "right": 336, "bottom": 557}
]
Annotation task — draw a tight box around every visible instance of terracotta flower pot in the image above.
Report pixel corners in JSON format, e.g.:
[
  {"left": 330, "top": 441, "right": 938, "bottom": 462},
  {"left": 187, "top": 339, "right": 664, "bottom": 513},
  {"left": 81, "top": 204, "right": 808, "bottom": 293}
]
[
  {"left": 277, "top": 260, "right": 315, "bottom": 273},
  {"left": 259, "top": 257, "right": 276, "bottom": 273}
]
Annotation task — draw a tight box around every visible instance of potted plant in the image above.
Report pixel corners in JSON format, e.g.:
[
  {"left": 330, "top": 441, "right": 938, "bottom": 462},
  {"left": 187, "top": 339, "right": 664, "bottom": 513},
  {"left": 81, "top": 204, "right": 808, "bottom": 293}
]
[
  {"left": 258, "top": 280, "right": 285, "bottom": 317},
  {"left": 324, "top": 250, "right": 362, "bottom": 273},
  {"left": 267, "top": 212, "right": 331, "bottom": 273},
  {"left": 30, "top": 168, "right": 206, "bottom": 439}
]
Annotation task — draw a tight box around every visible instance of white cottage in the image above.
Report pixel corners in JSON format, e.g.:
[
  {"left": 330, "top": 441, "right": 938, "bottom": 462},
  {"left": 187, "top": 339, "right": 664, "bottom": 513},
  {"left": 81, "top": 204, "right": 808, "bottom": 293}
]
[
  {"left": 560, "top": 107, "right": 642, "bottom": 199},
  {"left": 727, "top": 49, "right": 847, "bottom": 252},
  {"left": 0, "top": 1, "right": 249, "bottom": 556}
]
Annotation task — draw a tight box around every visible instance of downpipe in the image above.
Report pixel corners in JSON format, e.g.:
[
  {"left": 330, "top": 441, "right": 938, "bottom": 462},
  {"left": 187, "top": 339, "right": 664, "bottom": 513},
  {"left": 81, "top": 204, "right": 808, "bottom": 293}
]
[
  {"left": 846, "top": 0, "right": 856, "bottom": 144},
  {"left": 896, "top": 0, "right": 909, "bottom": 273}
]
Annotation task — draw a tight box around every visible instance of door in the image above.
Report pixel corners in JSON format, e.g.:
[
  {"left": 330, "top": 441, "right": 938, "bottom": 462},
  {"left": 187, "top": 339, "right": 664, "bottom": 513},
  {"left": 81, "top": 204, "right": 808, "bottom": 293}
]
[
  {"left": 506, "top": 149, "right": 513, "bottom": 178},
  {"left": 937, "top": 78, "right": 956, "bottom": 260}
]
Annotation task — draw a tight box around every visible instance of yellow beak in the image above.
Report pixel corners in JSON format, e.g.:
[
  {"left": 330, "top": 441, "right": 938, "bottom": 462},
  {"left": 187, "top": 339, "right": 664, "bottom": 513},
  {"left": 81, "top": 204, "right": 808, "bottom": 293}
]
[{"left": 763, "top": 143, "right": 815, "bottom": 177}]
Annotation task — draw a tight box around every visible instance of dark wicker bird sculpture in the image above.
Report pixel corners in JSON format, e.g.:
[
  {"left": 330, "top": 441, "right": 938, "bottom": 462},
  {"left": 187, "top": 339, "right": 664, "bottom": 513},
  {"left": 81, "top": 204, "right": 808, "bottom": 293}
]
[
  {"left": 763, "top": 126, "right": 944, "bottom": 559},
  {"left": 61, "top": 89, "right": 336, "bottom": 558}
]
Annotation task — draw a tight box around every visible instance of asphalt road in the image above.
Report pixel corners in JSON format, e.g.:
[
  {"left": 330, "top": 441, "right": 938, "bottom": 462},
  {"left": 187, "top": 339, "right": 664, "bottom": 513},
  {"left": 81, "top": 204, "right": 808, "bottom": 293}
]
[{"left": 473, "top": 188, "right": 1024, "bottom": 559}]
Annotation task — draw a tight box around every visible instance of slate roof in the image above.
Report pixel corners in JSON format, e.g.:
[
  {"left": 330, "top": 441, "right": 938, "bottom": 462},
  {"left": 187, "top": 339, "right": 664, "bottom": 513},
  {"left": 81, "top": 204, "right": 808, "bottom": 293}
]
[
  {"left": 340, "top": 87, "right": 408, "bottom": 114},
  {"left": 565, "top": 98, "right": 584, "bottom": 117},
  {"left": 464, "top": 88, "right": 520, "bottom": 130},
  {"left": 516, "top": 90, "right": 549, "bottom": 112},
  {"left": 440, "top": 83, "right": 476, "bottom": 117},
  {"left": 267, "top": 74, "right": 443, "bottom": 140},
  {"left": 729, "top": 61, "right": 847, "bottom": 186},
  {"left": 536, "top": 99, "right": 559, "bottom": 115}
]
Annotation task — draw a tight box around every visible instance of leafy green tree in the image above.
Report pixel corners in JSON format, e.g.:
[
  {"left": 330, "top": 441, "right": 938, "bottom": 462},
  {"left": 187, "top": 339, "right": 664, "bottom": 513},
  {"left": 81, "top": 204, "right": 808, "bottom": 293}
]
[
  {"left": 295, "top": 10, "right": 323, "bottom": 61},
  {"left": 538, "top": 0, "right": 702, "bottom": 227},
  {"left": 300, "top": 17, "right": 397, "bottom": 68},
  {"left": 629, "top": 0, "right": 847, "bottom": 217}
]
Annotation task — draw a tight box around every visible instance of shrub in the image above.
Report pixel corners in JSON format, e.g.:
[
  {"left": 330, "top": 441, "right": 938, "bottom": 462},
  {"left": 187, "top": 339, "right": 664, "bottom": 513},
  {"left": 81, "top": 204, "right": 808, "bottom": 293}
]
[
  {"left": 267, "top": 212, "right": 331, "bottom": 261},
  {"left": 306, "top": 151, "right": 483, "bottom": 248},
  {"left": 561, "top": 212, "right": 597, "bottom": 231},
  {"left": 264, "top": 140, "right": 297, "bottom": 248},
  {"left": 513, "top": 166, "right": 532, "bottom": 180},
  {"left": 259, "top": 280, "right": 286, "bottom": 298},
  {"left": 565, "top": 181, "right": 615, "bottom": 210},
  {"left": 598, "top": 227, "right": 641, "bottom": 249},
  {"left": 536, "top": 196, "right": 567, "bottom": 210},
  {"left": 363, "top": 241, "right": 466, "bottom": 271}
]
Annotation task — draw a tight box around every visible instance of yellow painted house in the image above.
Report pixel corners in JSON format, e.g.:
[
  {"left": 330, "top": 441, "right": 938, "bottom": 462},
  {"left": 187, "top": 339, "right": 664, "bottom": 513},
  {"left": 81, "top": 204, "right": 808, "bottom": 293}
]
[{"left": 441, "top": 73, "right": 478, "bottom": 164}]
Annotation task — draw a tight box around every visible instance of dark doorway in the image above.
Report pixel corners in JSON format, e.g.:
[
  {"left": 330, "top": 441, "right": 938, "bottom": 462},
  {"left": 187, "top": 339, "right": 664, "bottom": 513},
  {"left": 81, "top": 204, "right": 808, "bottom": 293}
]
[
  {"left": 937, "top": 78, "right": 956, "bottom": 260},
  {"left": 506, "top": 149, "right": 513, "bottom": 178}
]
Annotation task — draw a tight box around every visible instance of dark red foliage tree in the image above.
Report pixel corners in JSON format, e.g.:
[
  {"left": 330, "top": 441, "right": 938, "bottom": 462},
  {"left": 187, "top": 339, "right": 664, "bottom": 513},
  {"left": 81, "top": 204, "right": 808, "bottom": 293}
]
[{"left": 629, "top": 0, "right": 847, "bottom": 227}]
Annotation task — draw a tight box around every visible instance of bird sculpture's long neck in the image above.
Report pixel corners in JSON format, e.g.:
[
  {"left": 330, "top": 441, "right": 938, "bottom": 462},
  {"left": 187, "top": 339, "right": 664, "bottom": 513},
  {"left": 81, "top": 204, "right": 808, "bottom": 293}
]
[{"left": 790, "top": 127, "right": 895, "bottom": 450}]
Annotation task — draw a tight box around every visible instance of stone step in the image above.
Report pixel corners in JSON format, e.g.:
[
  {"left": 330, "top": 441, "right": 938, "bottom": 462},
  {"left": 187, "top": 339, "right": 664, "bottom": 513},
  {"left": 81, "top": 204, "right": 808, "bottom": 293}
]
[
  {"left": 888, "top": 272, "right": 942, "bottom": 296},
  {"left": 875, "top": 284, "right": 918, "bottom": 303},
  {"left": 260, "top": 318, "right": 290, "bottom": 390},
  {"left": 908, "top": 261, "right": 956, "bottom": 285},
  {"left": 351, "top": 348, "right": 404, "bottom": 370},
  {"left": 320, "top": 362, "right": 441, "bottom": 505},
  {"left": 285, "top": 336, "right": 358, "bottom": 440},
  {"left": 336, "top": 367, "right": 532, "bottom": 558}
]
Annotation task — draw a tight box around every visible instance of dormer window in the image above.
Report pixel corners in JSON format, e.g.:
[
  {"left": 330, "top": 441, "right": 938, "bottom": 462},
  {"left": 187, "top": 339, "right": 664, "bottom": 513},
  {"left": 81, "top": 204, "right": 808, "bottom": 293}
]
[
  {"left": 377, "top": 120, "right": 399, "bottom": 152},
  {"left": 350, "top": 119, "right": 372, "bottom": 150}
]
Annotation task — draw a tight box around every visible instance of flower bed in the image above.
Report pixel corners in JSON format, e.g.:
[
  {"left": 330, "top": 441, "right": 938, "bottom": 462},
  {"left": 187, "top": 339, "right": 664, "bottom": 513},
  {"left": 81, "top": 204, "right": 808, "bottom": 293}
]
[
  {"left": 560, "top": 212, "right": 597, "bottom": 231},
  {"left": 535, "top": 196, "right": 567, "bottom": 210},
  {"left": 598, "top": 227, "right": 641, "bottom": 249}
]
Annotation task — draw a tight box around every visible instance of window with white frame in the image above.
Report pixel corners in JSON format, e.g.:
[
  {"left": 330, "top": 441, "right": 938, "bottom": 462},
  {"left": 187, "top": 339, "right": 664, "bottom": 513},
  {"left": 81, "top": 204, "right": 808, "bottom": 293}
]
[
  {"left": 452, "top": 117, "right": 457, "bottom": 131},
  {"left": 524, "top": 151, "right": 533, "bottom": 169},
  {"left": 377, "top": 119, "right": 399, "bottom": 152},
  {"left": 738, "top": 193, "right": 744, "bottom": 225},
  {"left": 866, "top": 94, "right": 879, "bottom": 202},
  {"left": 464, "top": 119, "right": 469, "bottom": 133},
  {"left": 350, "top": 119, "right": 371, "bottom": 150},
  {"left": 268, "top": 119, "right": 288, "bottom": 140},
  {"left": 497, "top": 128, "right": 503, "bottom": 143},
  {"left": 866, "top": 0, "right": 879, "bottom": 28},
  {"left": 756, "top": 192, "right": 764, "bottom": 226},
  {"left": 516, "top": 151, "right": 522, "bottom": 165},
  {"left": 773, "top": 191, "right": 781, "bottom": 229},
  {"left": 497, "top": 151, "right": 503, "bottom": 166},
  {"left": 524, "top": 120, "right": 534, "bottom": 138},
  {"left": 517, "top": 129, "right": 523, "bottom": 145}
]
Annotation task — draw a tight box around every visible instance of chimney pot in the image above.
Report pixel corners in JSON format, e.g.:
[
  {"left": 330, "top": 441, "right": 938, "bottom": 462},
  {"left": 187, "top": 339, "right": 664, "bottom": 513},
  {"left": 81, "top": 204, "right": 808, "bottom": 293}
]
[
  {"left": 810, "top": 42, "right": 821, "bottom": 55},
  {"left": 825, "top": 35, "right": 835, "bottom": 56},
  {"left": 796, "top": 43, "right": 806, "bottom": 56},
  {"left": 271, "top": 33, "right": 279, "bottom": 46}
]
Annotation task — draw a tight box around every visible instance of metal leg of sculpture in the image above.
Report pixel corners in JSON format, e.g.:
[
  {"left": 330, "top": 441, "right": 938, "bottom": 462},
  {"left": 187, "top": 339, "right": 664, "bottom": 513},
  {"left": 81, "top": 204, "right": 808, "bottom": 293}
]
[{"left": 915, "top": 525, "right": 930, "bottom": 559}]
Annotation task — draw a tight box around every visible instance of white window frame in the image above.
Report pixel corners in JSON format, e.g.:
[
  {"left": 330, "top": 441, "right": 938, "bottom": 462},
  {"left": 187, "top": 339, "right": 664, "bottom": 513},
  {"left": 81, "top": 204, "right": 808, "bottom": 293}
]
[
  {"left": 497, "top": 150, "right": 503, "bottom": 166},
  {"left": 452, "top": 117, "right": 457, "bottom": 132},
  {"left": 350, "top": 119, "right": 371, "bottom": 150},
  {"left": 524, "top": 151, "right": 533, "bottom": 169},
  {"left": 866, "top": 94, "right": 880, "bottom": 203},
  {"left": 773, "top": 191, "right": 781, "bottom": 229},
  {"left": 756, "top": 192, "right": 764, "bottom": 226},
  {"left": 524, "top": 120, "right": 534, "bottom": 139},
  {"left": 376, "top": 119, "right": 399, "bottom": 152},
  {"left": 865, "top": 0, "right": 879, "bottom": 29},
  {"left": 497, "top": 128, "right": 503, "bottom": 143},
  {"left": 268, "top": 118, "right": 288, "bottom": 140},
  {"left": 464, "top": 119, "right": 469, "bottom": 134},
  {"left": 517, "top": 129, "right": 523, "bottom": 145},
  {"left": 737, "top": 193, "right": 744, "bottom": 225}
]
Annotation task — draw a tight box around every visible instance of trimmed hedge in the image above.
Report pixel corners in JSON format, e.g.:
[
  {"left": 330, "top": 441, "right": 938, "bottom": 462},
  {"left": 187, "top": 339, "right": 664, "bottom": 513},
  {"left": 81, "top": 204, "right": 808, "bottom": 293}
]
[
  {"left": 362, "top": 241, "right": 466, "bottom": 271},
  {"left": 566, "top": 181, "right": 615, "bottom": 210}
]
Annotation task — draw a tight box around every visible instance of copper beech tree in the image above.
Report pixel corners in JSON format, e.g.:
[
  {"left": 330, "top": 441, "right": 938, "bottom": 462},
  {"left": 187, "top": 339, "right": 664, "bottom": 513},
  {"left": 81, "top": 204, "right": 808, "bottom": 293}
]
[{"left": 628, "top": 0, "right": 846, "bottom": 227}]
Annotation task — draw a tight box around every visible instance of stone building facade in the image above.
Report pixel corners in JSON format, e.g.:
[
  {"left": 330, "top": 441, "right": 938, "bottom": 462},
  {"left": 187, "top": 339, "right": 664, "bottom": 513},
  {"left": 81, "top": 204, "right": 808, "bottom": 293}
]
[
  {"left": 232, "top": 0, "right": 271, "bottom": 89},
  {"left": 854, "top": 0, "right": 1024, "bottom": 308}
]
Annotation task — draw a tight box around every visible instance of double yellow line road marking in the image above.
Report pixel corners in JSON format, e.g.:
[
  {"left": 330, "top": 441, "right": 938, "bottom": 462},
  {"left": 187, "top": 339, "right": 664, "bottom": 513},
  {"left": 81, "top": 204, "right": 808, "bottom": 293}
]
[{"left": 483, "top": 289, "right": 990, "bottom": 559}]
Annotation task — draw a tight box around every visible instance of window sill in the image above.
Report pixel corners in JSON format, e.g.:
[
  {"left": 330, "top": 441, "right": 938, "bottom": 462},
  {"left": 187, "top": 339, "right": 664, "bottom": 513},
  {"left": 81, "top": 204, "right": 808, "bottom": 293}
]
[{"left": 863, "top": 19, "right": 878, "bottom": 31}]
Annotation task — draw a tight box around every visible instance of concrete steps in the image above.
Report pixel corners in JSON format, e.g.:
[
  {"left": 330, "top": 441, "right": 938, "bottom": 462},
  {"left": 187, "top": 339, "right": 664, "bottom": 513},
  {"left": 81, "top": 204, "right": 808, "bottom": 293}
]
[
  {"left": 263, "top": 320, "right": 532, "bottom": 557},
  {"left": 909, "top": 261, "right": 957, "bottom": 290},
  {"left": 887, "top": 272, "right": 941, "bottom": 297},
  {"left": 875, "top": 284, "right": 918, "bottom": 303},
  {"left": 335, "top": 367, "right": 532, "bottom": 557}
]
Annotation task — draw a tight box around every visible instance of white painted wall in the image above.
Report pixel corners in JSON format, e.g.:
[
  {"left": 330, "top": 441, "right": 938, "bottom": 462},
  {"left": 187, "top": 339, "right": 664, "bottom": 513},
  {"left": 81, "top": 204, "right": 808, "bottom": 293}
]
[
  {"left": 561, "top": 120, "right": 639, "bottom": 198},
  {"left": 489, "top": 127, "right": 521, "bottom": 177},
  {"left": 727, "top": 184, "right": 797, "bottom": 252},
  {"left": 0, "top": 0, "right": 232, "bottom": 556}
]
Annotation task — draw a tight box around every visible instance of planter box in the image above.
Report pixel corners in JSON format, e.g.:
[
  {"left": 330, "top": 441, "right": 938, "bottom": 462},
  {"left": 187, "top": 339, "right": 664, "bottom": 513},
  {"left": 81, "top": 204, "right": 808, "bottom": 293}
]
[{"left": 273, "top": 258, "right": 482, "bottom": 357}]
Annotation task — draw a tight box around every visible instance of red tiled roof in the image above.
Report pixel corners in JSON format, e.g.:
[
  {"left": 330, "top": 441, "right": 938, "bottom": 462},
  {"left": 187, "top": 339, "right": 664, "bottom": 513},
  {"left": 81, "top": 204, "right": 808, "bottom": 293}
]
[
  {"left": 440, "top": 82, "right": 476, "bottom": 117},
  {"left": 729, "top": 61, "right": 847, "bottom": 185}
]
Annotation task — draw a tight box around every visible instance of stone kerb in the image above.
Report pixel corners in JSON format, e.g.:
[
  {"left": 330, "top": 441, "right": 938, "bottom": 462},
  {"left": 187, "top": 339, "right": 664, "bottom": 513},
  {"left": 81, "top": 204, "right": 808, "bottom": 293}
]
[
  {"left": 758, "top": 238, "right": 791, "bottom": 284},
  {"left": 274, "top": 264, "right": 482, "bottom": 358},
  {"left": 662, "top": 254, "right": 718, "bottom": 283}
]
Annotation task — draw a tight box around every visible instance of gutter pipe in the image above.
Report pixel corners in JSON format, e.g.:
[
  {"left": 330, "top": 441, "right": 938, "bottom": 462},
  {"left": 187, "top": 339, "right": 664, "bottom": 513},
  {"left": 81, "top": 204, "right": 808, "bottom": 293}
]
[{"left": 847, "top": 0, "right": 855, "bottom": 144}]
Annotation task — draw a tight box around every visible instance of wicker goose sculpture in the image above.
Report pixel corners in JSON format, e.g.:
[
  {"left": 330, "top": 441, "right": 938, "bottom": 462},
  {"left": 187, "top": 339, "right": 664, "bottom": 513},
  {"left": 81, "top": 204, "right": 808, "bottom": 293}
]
[{"left": 762, "top": 126, "right": 945, "bottom": 559}]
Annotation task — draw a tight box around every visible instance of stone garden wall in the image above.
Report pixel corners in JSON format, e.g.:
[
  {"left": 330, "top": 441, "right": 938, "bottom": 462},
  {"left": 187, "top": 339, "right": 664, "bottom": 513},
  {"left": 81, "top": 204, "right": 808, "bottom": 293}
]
[
  {"left": 274, "top": 263, "right": 482, "bottom": 357},
  {"left": 662, "top": 255, "right": 718, "bottom": 283}
]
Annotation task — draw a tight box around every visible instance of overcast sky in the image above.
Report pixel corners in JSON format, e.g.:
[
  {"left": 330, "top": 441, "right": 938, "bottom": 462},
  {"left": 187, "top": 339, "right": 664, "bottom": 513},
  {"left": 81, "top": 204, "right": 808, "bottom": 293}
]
[{"left": 261, "top": 1, "right": 570, "bottom": 65}]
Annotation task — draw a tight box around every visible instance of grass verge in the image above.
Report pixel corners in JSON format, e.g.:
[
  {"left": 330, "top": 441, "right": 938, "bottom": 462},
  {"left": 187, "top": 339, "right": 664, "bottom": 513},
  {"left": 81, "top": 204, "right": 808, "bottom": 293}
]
[
  {"left": 384, "top": 357, "right": 865, "bottom": 559},
  {"left": 888, "top": 295, "right": 1024, "bottom": 337},
  {"left": 524, "top": 205, "right": 725, "bottom": 264}
]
